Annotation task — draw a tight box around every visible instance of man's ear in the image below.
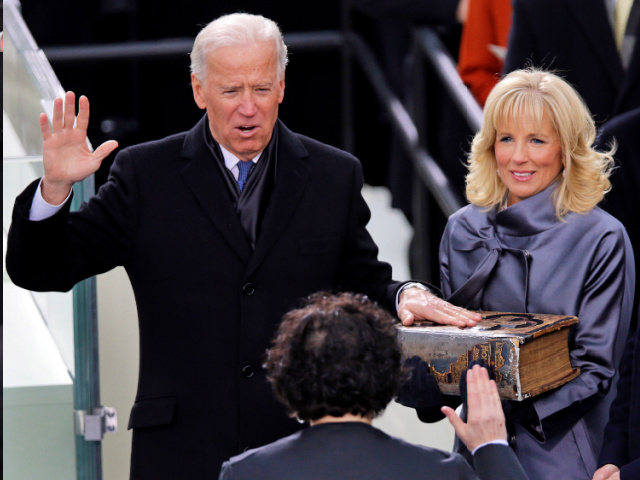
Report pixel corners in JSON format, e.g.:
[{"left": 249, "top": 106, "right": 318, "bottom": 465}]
[
  {"left": 278, "top": 75, "right": 285, "bottom": 104},
  {"left": 191, "top": 73, "right": 207, "bottom": 110}
]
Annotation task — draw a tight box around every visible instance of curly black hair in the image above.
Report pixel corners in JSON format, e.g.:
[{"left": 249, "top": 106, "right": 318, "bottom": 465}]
[{"left": 264, "top": 291, "right": 406, "bottom": 422}]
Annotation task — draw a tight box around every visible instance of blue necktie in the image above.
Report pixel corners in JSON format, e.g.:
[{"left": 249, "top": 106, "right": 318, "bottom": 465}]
[{"left": 237, "top": 161, "right": 254, "bottom": 192}]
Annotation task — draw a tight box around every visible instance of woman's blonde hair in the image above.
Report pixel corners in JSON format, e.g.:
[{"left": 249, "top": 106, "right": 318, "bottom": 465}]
[{"left": 465, "top": 68, "right": 615, "bottom": 218}]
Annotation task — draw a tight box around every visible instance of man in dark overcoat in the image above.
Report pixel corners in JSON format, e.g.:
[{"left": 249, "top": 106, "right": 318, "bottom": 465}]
[{"left": 5, "top": 12, "right": 479, "bottom": 479}]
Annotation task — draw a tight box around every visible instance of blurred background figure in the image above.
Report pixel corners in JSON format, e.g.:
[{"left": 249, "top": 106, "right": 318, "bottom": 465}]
[
  {"left": 457, "top": 0, "right": 512, "bottom": 107},
  {"left": 504, "top": 0, "right": 640, "bottom": 125},
  {"left": 593, "top": 325, "right": 640, "bottom": 480},
  {"left": 594, "top": 107, "right": 640, "bottom": 325},
  {"left": 219, "top": 292, "right": 528, "bottom": 480}
]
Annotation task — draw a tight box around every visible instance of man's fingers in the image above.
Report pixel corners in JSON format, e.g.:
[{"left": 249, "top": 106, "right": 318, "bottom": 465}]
[
  {"left": 431, "top": 305, "right": 479, "bottom": 327},
  {"left": 52, "top": 97, "right": 64, "bottom": 132},
  {"left": 430, "top": 298, "right": 481, "bottom": 327},
  {"left": 441, "top": 303, "right": 482, "bottom": 324},
  {"left": 40, "top": 113, "right": 51, "bottom": 141},
  {"left": 76, "top": 95, "right": 90, "bottom": 132},
  {"left": 64, "top": 91, "right": 77, "bottom": 129},
  {"left": 93, "top": 140, "right": 119, "bottom": 163}
]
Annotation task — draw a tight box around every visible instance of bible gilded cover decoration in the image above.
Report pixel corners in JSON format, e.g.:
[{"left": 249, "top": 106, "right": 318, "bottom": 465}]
[{"left": 396, "top": 312, "right": 580, "bottom": 401}]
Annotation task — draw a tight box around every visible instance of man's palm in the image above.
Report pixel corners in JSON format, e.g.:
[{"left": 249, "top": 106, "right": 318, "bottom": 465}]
[{"left": 40, "top": 91, "right": 118, "bottom": 203}]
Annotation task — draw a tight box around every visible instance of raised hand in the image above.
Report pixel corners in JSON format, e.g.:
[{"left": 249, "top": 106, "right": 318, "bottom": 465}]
[
  {"left": 442, "top": 365, "right": 507, "bottom": 452},
  {"left": 39, "top": 91, "right": 118, "bottom": 205},
  {"left": 397, "top": 287, "right": 481, "bottom": 327}
]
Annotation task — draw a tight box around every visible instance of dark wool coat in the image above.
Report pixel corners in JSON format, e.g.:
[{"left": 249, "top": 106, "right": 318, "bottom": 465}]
[{"left": 6, "top": 117, "right": 401, "bottom": 479}]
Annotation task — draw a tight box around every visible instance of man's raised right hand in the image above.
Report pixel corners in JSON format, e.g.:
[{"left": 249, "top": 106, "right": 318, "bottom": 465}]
[{"left": 39, "top": 91, "right": 118, "bottom": 205}]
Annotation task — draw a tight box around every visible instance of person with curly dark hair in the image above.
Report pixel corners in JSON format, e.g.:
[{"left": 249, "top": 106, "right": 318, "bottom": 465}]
[{"left": 218, "top": 292, "right": 528, "bottom": 480}]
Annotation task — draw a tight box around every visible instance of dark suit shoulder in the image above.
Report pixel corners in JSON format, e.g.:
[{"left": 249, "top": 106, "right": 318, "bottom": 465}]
[
  {"left": 220, "top": 423, "right": 476, "bottom": 480},
  {"left": 117, "top": 130, "right": 189, "bottom": 162},
  {"left": 295, "top": 133, "right": 358, "bottom": 161},
  {"left": 599, "top": 107, "right": 640, "bottom": 138},
  {"left": 293, "top": 134, "right": 364, "bottom": 184}
]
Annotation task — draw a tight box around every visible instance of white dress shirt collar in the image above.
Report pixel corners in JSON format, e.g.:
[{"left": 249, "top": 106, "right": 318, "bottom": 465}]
[{"left": 219, "top": 145, "right": 262, "bottom": 179}]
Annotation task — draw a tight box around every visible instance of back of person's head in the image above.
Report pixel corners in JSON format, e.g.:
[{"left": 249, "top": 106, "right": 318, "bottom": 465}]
[
  {"left": 265, "top": 292, "right": 405, "bottom": 422},
  {"left": 190, "top": 13, "right": 288, "bottom": 83},
  {"left": 466, "top": 67, "right": 613, "bottom": 217}
]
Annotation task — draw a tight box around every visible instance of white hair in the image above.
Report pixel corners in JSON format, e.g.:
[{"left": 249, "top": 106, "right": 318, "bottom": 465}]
[{"left": 190, "top": 13, "right": 288, "bottom": 82}]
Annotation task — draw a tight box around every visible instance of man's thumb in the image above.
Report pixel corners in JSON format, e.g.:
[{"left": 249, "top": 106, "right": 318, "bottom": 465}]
[{"left": 399, "top": 309, "right": 414, "bottom": 326}]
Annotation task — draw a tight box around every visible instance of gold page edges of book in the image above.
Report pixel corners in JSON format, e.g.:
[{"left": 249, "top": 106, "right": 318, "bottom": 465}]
[{"left": 396, "top": 312, "right": 580, "bottom": 401}]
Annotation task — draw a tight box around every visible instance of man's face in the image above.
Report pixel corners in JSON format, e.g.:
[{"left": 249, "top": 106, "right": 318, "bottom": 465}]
[{"left": 192, "top": 41, "right": 285, "bottom": 161}]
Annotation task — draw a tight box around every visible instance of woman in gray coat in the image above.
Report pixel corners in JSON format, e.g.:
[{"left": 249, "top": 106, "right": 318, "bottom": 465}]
[{"left": 401, "top": 69, "right": 635, "bottom": 480}]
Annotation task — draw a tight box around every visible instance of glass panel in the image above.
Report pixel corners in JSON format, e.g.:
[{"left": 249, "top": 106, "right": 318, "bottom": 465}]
[{"left": 3, "top": 1, "right": 102, "bottom": 478}]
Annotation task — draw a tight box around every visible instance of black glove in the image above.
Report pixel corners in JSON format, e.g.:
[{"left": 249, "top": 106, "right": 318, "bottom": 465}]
[
  {"left": 502, "top": 398, "right": 537, "bottom": 426},
  {"left": 502, "top": 398, "right": 542, "bottom": 443},
  {"left": 396, "top": 356, "right": 443, "bottom": 410}
]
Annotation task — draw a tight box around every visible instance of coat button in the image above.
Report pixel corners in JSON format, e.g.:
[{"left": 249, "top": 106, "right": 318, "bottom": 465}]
[
  {"left": 241, "top": 365, "right": 254, "bottom": 378},
  {"left": 242, "top": 283, "right": 255, "bottom": 296},
  {"left": 509, "top": 433, "right": 516, "bottom": 446}
]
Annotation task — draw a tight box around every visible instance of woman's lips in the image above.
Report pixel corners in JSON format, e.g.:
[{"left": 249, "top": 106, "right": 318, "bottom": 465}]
[{"left": 511, "top": 171, "right": 534, "bottom": 181}]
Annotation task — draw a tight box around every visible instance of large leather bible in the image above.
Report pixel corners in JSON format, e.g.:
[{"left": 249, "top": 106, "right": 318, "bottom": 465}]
[{"left": 396, "top": 312, "right": 580, "bottom": 400}]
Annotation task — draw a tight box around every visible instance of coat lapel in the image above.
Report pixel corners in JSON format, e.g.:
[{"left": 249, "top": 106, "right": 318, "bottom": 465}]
[
  {"left": 180, "top": 116, "right": 253, "bottom": 263},
  {"left": 246, "top": 121, "right": 311, "bottom": 277}
]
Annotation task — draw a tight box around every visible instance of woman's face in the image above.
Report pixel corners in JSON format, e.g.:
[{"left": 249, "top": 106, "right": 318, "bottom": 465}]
[{"left": 494, "top": 113, "right": 564, "bottom": 207}]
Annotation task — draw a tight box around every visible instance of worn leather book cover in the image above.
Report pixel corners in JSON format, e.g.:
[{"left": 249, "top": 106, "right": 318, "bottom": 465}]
[{"left": 396, "top": 312, "right": 580, "bottom": 401}]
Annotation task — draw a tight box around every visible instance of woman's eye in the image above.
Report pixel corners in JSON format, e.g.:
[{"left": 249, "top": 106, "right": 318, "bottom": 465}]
[{"left": 499, "top": 136, "right": 512, "bottom": 143}]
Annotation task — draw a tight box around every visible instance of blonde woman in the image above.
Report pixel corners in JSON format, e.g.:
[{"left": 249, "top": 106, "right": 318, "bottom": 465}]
[
  {"left": 440, "top": 69, "right": 635, "bottom": 480},
  {"left": 402, "top": 69, "right": 635, "bottom": 480}
]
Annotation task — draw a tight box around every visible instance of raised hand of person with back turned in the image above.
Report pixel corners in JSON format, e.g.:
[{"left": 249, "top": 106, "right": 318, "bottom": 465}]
[
  {"left": 39, "top": 91, "right": 118, "bottom": 205},
  {"left": 442, "top": 365, "right": 507, "bottom": 452}
]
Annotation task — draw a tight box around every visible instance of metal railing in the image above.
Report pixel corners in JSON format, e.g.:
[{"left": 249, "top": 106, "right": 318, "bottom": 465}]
[
  {"left": 347, "top": 32, "right": 464, "bottom": 218},
  {"left": 3, "top": 1, "right": 103, "bottom": 478},
  {"left": 43, "top": 31, "right": 346, "bottom": 62},
  {"left": 416, "top": 27, "right": 483, "bottom": 133}
]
